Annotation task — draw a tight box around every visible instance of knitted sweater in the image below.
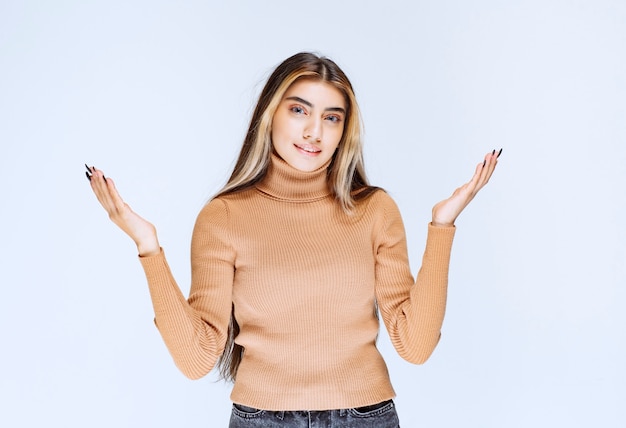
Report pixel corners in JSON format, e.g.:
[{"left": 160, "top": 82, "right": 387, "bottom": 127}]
[{"left": 139, "top": 154, "right": 455, "bottom": 411}]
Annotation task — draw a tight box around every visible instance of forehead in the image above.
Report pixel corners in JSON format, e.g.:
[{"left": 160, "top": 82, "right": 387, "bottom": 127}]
[{"left": 282, "top": 80, "right": 346, "bottom": 108}]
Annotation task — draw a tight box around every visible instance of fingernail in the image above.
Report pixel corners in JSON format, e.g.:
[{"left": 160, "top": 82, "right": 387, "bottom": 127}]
[
  {"left": 103, "top": 175, "right": 107, "bottom": 183},
  {"left": 85, "top": 171, "right": 92, "bottom": 182},
  {"left": 492, "top": 149, "right": 496, "bottom": 155},
  {"left": 483, "top": 160, "right": 486, "bottom": 167},
  {"left": 85, "top": 163, "right": 92, "bottom": 173},
  {"left": 497, "top": 148, "right": 503, "bottom": 158}
]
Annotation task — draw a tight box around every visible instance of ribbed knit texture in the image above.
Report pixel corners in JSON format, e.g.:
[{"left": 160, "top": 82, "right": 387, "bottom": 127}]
[{"left": 139, "top": 154, "right": 455, "bottom": 411}]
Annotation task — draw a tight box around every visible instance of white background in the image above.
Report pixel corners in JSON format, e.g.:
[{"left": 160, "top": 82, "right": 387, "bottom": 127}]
[{"left": 1, "top": 1, "right": 624, "bottom": 427}]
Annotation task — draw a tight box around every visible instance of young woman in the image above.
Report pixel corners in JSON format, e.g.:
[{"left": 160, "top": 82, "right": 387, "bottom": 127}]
[{"left": 86, "top": 52, "right": 499, "bottom": 427}]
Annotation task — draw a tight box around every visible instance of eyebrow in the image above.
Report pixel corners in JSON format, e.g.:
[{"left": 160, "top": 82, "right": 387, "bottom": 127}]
[{"left": 285, "top": 96, "right": 346, "bottom": 115}]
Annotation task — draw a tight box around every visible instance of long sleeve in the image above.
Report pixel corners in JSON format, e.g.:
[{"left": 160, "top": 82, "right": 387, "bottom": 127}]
[
  {"left": 373, "top": 193, "right": 456, "bottom": 364},
  {"left": 139, "top": 198, "right": 235, "bottom": 379},
  {"left": 135, "top": 154, "right": 457, "bottom": 410}
]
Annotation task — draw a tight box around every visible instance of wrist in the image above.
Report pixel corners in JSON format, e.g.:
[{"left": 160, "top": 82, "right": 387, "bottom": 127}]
[
  {"left": 431, "top": 220, "right": 454, "bottom": 227},
  {"left": 135, "top": 235, "right": 160, "bottom": 257}
]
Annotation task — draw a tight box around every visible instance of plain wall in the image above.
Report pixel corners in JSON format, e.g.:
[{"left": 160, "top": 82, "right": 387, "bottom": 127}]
[{"left": 1, "top": 1, "right": 624, "bottom": 426}]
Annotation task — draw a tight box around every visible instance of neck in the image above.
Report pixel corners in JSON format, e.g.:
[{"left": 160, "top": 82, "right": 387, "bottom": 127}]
[{"left": 255, "top": 153, "right": 331, "bottom": 201}]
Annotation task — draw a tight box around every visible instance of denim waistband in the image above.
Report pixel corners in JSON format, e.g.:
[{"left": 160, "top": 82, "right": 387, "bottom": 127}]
[{"left": 229, "top": 399, "right": 399, "bottom": 427}]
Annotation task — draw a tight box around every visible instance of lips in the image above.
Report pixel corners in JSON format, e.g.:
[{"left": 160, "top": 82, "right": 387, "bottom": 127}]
[{"left": 294, "top": 144, "right": 321, "bottom": 154}]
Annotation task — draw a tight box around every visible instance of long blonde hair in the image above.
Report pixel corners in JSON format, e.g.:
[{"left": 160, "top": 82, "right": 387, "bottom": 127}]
[{"left": 215, "top": 52, "right": 379, "bottom": 381}]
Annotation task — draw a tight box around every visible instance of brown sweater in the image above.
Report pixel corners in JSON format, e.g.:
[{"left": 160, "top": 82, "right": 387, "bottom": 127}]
[{"left": 139, "top": 154, "right": 455, "bottom": 411}]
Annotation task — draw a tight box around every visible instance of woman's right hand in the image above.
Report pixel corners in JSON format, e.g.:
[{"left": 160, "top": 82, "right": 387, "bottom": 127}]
[{"left": 86, "top": 165, "right": 160, "bottom": 256}]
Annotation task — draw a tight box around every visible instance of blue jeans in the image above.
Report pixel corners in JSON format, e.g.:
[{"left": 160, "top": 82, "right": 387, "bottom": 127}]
[{"left": 228, "top": 399, "right": 400, "bottom": 427}]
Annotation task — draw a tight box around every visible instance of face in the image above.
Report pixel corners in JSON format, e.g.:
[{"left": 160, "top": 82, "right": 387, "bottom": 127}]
[{"left": 271, "top": 79, "right": 346, "bottom": 172}]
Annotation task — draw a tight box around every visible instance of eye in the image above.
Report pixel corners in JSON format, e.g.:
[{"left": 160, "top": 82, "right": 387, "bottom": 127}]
[
  {"left": 325, "top": 114, "right": 342, "bottom": 124},
  {"left": 290, "top": 105, "right": 306, "bottom": 115}
]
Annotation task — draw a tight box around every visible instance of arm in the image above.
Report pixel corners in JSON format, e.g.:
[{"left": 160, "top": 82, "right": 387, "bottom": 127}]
[
  {"left": 374, "top": 195, "right": 455, "bottom": 364},
  {"left": 375, "top": 150, "right": 500, "bottom": 363},
  {"left": 139, "top": 200, "right": 235, "bottom": 379},
  {"left": 86, "top": 165, "right": 234, "bottom": 379}
]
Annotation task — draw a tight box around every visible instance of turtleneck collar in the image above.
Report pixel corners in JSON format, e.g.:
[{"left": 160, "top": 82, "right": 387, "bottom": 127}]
[{"left": 255, "top": 153, "right": 332, "bottom": 201}]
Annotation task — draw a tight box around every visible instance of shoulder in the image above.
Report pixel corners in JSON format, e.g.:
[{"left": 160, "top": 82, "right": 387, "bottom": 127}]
[
  {"left": 359, "top": 188, "right": 402, "bottom": 219},
  {"left": 198, "top": 196, "right": 228, "bottom": 218},
  {"left": 198, "top": 188, "right": 256, "bottom": 217},
  {"left": 359, "top": 190, "right": 409, "bottom": 246},
  {"left": 193, "top": 199, "right": 230, "bottom": 238},
  {"left": 195, "top": 187, "right": 262, "bottom": 229}
]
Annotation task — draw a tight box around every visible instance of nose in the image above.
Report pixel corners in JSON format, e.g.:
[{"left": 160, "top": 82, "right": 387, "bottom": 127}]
[{"left": 303, "top": 117, "right": 322, "bottom": 142}]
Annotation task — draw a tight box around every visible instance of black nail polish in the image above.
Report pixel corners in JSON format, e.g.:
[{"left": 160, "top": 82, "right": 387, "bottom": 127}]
[
  {"left": 483, "top": 160, "right": 486, "bottom": 167},
  {"left": 85, "top": 163, "right": 92, "bottom": 173},
  {"left": 85, "top": 171, "right": 92, "bottom": 181},
  {"left": 492, "top": 149, "right": 495, "bottom": 155},
  {"left": 497, "top": 148, "right": 503, "bottom": 158}
]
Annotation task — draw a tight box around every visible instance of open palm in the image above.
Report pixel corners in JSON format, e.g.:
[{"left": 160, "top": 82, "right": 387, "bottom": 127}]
[
  {"left": 86, "top": 165, "right": 160, "bottom": 256},
  {"left": 431, "top": 150, "right": 500, "bottom": 227}
]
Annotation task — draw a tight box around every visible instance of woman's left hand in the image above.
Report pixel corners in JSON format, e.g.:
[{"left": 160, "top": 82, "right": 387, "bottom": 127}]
[{"left": 431, "top": 149, "right": 501, "bottom": 227}]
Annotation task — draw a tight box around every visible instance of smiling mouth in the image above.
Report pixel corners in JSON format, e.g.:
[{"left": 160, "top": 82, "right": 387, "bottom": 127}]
[{"left": 294, "top": 144, "right": 321, "bottom": 154}]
